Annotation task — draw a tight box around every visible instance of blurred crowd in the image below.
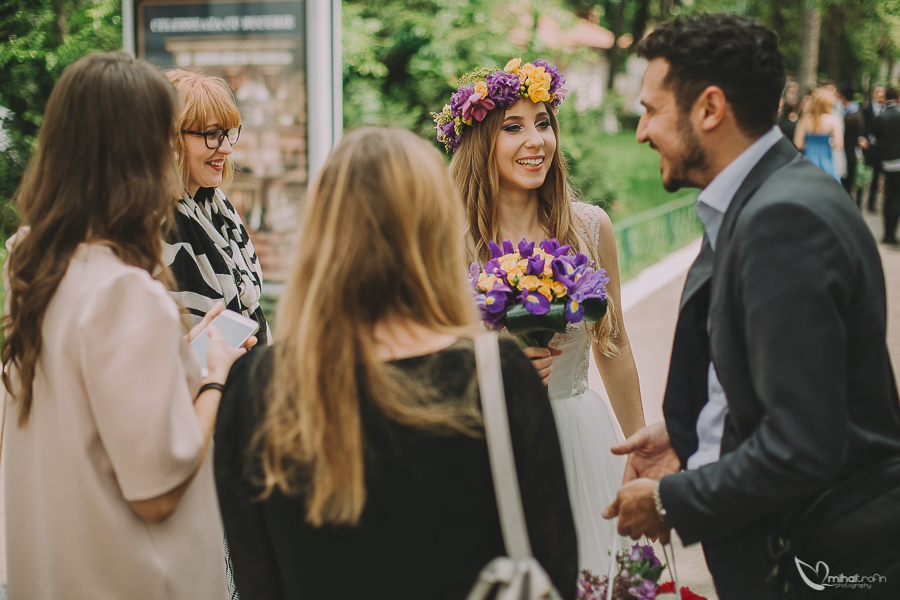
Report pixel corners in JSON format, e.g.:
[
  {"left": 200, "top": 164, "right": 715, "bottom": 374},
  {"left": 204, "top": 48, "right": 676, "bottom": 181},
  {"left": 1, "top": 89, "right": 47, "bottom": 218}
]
[{"left": 780, "top": 81, "right": 900, "bottom": 245}]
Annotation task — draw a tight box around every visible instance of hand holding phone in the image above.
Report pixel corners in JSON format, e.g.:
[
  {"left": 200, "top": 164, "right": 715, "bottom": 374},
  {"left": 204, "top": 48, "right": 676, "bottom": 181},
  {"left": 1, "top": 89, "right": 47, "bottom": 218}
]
[{"left": 190, "top": 309, "right": 260, "bottom": 377}]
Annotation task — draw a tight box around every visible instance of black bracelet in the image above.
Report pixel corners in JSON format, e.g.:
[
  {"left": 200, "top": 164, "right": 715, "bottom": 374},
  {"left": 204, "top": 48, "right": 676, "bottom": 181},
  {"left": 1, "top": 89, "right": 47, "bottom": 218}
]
[{"left": 197, "top": 382, "right": 225, "bottom": 397}]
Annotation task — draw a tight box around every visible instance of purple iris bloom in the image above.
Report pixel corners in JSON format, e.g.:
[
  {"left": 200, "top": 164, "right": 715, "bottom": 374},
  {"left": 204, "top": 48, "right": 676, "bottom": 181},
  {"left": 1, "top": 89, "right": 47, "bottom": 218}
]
[
  {"left": 488, "top": 240, "right": 504, "bottom": 259},
  {"left": 571, "top": 251, "right": 589, "bottom": 269},
  {"left": 502, "top": 239, "right": 515, "bottom": 255},
  {"left": 526, "top": 254, "right": 545, "bottom": 276},
  {"left": 551, "top": 257, "right": 577, "bottom": 287},
  {"left": 484, "top": 289, "right": 509, "bottom": 314},
  {"left": 565, "top": 298, "right": 584, "bottom": 323},
  {"left": 540, "top": 238, "right": 571, "bottom": 258},
  {"left": 628, "top": 579, "right": 658, "bottom": 600},
  {"left": 519, "top": 288, "right": 550, "bottom": 315},
  {"left": 486, "top": 71, "right": 522, "bottom": 110},
  {"left": 517, "top": 238, "right": 534, "bottom": 258}
]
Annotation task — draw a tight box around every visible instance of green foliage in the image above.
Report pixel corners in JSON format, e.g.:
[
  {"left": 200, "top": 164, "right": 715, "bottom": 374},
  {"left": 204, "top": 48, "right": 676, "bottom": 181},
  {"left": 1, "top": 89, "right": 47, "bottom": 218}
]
[
  {"left": 0, "top": 0, "right": 122, "bottom": 238},
  {"left": 342, "top": 0, "right": 523, "bottom": 140}
]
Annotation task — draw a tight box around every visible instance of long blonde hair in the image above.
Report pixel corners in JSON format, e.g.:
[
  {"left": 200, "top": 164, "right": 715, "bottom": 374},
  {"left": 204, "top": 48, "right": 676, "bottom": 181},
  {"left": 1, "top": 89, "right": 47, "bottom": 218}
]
[
  {"left": 2, "top": 53, "right": 181, "bottom": 426},
  {"left": 165, "top": 69, "right": 241, "bottom": 189},
  {"left": 450, "top": 100, "right": 618, "bottom": 354},
  {"left": 254, "top": 128, "right": 481, "bottom": 526},
  {"left": 806, "top": 91, "right": 833, "bottom": 133}
]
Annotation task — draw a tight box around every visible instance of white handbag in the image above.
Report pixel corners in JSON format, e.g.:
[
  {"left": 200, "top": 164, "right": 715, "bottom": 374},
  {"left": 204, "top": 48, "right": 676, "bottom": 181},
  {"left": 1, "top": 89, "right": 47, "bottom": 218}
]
[{"left": 467, "top": 333, "right": 564, "bottom": 600}]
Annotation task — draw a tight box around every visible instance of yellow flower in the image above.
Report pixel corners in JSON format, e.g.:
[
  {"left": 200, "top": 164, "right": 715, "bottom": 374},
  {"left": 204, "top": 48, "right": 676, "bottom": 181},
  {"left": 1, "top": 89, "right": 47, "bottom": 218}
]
[
  {"left": 504, "top": 58, "right": 522, "bottom": 74},
  {"left": 528, "top": 68, "right": 553, "bottom": 103},
  {"left": 474, "top": 80, "right": 488, "bottom": 98},
  {"left": 519, "top": 275, "right": 540, "bottom": 291},
  {"left": 542, "top": 260, "right": 553, "bottom": 277},
  {"left": 477, "top": 272, "right": 498, "bottom": 292},
  {"left": 551, "top": 280, "right": 567, "bottom": 298},
  {"left": 520, "top": 62, "right": 535, "bottom": 80},
  {"left": 537, "top": 283, "right": 554, "bottom": 301}
]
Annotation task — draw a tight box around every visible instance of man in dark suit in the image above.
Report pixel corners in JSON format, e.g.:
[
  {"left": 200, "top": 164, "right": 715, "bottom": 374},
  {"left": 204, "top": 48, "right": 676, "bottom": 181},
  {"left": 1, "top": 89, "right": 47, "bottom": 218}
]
[
  {"left": 872, "top": 88, "right": 900, "bottom": 244},
  {"left": 861, "top": 85, "right": 886, "bottom": 212},
  {"left": 602, "top": 13, "right": 900, "bottom": 599}
]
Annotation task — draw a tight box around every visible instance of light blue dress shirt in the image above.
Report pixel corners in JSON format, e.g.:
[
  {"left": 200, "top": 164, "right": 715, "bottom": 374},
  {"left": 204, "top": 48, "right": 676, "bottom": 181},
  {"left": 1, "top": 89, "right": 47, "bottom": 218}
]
[{"left": 687, "top": 126, "right": 784, "bottom": 470}]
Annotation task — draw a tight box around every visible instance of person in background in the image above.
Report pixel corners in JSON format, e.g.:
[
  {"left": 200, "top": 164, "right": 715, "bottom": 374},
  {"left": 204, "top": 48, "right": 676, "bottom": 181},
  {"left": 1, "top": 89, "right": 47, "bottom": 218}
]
[
  {"left": 214, "top": 127, "right": 578, "bottom": 600},
  {"left": 794, "top": 90, "right": 843, "bottom": 180},
  {"left": 872, "top": 87, "right": 900, "bottom": 245},
  {"left": 777, "top": 98, "right": 799, "bottom": 146},
  {"left": 840, "top": 86, "right": 864, "bottom": 201},
  {"left": 861, "top": 85, "right": 886, "bottom": 212},
  {"left": 164, "top": 70, "right": 270, "bottom": 345},
  {"left": 2, "top": 52, "right": 242, "bottom": 600}
]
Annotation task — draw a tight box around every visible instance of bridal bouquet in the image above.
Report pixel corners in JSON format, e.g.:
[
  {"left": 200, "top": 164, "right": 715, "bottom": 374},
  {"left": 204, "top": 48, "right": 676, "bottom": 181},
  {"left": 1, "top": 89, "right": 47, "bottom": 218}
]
[
  {"left": 470, "top": 238, "right": 608, "bottom": 347},
  {"left": 576, "top": 544, "right": 706, "bottom": 600}
]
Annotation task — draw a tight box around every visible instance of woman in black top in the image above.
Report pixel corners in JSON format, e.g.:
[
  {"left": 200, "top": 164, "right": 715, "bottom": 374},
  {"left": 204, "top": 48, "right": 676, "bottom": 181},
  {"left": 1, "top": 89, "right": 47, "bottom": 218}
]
[{"left": 214, "top": 128, "right": 577, "bottom": 600}]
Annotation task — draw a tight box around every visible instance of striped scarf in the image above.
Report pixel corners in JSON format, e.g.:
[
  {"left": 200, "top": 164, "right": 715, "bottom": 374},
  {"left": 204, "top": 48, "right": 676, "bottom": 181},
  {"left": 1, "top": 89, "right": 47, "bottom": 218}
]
[{"left": 162, "top": 187, "right": 270, "bottom": 346}]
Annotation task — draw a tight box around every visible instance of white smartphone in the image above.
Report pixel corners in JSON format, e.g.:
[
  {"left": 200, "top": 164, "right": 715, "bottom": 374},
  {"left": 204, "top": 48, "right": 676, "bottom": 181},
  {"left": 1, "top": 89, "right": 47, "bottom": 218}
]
[{"left": 190, "top": 309, "right": 260, "bottom": 376}]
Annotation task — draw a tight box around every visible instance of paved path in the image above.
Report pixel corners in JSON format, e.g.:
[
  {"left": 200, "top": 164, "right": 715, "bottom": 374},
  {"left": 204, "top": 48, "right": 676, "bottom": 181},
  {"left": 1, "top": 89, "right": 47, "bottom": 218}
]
[{"left": 588, "top": 208, "right": 900, "bottom": 597}]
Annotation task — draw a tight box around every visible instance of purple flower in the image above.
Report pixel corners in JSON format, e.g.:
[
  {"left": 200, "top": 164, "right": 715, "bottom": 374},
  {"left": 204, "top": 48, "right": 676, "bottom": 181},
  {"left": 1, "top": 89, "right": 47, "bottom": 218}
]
[
  {"left": 533, "top": 60, "right": 565, "bottom": 95},
  {"left": 517, "top": 238, "right": 535, "bottom": 258},
  {"left": 502, "top": 239, "right": 515, "bottom": 255},
  {"left": 483, "top": 258, "right": 509, "bottom": 286},
  {"left": 461, "top": 91, "right": 496, "bottom": 122},
  {"left": 627, "top": 579, "right": 658, "bottom": 600},
  {"left": 436, "top": 118, "right": 462, "bottom": 152},
  {"left": 486, "top": 71, "right": 522, "bottom": 110},
  {"left": 640, "top": 544, "right": 661, "bottom": 569},
  {"left": 540, "top": 238, "right": 571, "bottom": 258},
  {"left": 450, "top": 84, "right": 472, "bottom": 118},
  {"left": 469, "top": 262, "right": 480, "bottom": 289},
  {"left": 484, "top": 289, "right": 509, "bottom": 314},
  {"left": 565, "top": 298, "right": 584, "bottom": 323},
  {"left": 519, "top": 288, "right": 550, "bottom": 315},
  {"left": 526, "top": 254, "right": 545, "bottom": 276},
  {"left": 551, "top": 257, "right": 577, "bottom": 287},
  {"left": 487, "top": 240, "right": 504, "bottom": 260}
]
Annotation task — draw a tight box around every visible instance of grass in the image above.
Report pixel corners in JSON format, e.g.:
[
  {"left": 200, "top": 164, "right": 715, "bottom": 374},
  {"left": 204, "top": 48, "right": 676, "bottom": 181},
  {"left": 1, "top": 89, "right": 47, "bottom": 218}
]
[{"left": 565, "top": 128, "right": 698, "bottom": 222}]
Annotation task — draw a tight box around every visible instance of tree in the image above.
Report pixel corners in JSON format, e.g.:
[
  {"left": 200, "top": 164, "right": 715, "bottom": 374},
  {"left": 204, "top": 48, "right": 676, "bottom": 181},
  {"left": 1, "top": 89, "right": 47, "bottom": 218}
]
[
  {"left": 0, "top": 0, "right": 122, "bottom": 238},
  {"left": 798, "top": 1, "right": 821, "bottom": 95}
]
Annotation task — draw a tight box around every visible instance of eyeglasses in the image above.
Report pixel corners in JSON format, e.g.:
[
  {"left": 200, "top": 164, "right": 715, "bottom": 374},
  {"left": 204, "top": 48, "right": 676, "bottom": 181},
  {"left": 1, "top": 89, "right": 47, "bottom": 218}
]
[{"left": 182, "top": 125, "right": 241, "bottom": 149}]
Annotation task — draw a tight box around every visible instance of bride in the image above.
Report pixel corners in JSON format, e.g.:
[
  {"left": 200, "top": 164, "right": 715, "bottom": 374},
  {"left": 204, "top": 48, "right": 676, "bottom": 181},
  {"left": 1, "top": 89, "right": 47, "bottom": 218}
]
[{"left": 435, "top": 58, "right": 646, "bottom": 574}]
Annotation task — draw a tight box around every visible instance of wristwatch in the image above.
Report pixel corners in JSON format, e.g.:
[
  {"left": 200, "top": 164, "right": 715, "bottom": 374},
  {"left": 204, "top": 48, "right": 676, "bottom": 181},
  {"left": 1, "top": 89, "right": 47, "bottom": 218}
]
[{"left": 653, "top": 480, "right": 668, "bottom": 522}]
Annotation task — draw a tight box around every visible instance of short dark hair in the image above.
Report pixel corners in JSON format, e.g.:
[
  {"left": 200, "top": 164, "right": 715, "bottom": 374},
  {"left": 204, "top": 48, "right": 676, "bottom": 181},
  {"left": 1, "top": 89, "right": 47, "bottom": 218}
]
[
  {"left": 840, "top": 86, "right": 855, "bottom": 101},
  {"left": 638, "top": 13, "right": 786, "bottom": 136},
  {"left": 886, "top": 88, "right": 899, "bottom": 102}
]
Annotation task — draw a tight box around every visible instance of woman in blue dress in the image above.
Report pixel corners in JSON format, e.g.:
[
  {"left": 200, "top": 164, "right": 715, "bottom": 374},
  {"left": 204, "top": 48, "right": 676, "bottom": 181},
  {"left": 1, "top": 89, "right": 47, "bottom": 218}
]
[{"left": 794, "top": 90, "right": 842, "bottom": 180}]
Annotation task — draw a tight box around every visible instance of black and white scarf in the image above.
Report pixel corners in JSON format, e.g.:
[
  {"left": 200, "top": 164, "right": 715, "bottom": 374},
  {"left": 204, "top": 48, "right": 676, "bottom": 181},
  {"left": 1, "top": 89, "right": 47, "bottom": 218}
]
[{"left": 163, "top": 187, "right": 270, "bottom": 346}]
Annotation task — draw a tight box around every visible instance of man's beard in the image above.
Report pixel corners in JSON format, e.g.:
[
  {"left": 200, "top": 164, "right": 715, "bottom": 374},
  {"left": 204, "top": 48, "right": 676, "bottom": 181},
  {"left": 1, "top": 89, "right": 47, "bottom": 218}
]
[{"left": 663, "top": 114, "right": 709, "bottom": 192}]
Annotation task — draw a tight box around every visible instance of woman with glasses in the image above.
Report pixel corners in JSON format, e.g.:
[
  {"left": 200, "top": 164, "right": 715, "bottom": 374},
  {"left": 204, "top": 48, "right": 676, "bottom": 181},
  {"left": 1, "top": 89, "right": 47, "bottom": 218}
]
[{"left": 164, "top": 69, "right": 270, "bottom": 344}]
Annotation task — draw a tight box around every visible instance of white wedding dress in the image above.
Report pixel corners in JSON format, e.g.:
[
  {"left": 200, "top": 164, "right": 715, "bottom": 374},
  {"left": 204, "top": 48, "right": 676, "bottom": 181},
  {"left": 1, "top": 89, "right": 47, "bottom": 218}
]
[{"left": 548, "top": 202, "right": 630, "bottom": 576}]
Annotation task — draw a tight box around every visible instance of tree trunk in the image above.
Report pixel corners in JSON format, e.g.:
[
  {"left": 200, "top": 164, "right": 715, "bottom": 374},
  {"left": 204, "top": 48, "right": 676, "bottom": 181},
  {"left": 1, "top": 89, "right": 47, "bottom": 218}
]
[
  {"left": 824, "top": 4, "right": 843, "bottom": 82},
  {"left": 606, "top": 0, "right": 627, "bottom": 91},
  {"left": 798, "top": 2, "right": 822, "bottom": 96},
  {"left": 631, "top": 0, "right": 651, "bottom": 45}
]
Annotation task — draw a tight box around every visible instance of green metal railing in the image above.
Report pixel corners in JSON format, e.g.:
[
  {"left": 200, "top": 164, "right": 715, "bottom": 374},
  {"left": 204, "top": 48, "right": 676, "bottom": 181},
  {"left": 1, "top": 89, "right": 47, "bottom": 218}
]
[{"left": 613, "top": 193, "right": 702, "bottom": 281}]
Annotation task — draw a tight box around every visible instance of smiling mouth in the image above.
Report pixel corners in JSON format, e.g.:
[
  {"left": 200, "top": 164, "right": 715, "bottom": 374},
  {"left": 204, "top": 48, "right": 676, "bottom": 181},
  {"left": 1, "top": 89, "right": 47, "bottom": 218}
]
[
  {"left": 516, "top": 157, "right": 544, "bottom": 166},
  {"left": 206, "top": 160, "right": 224, "bottom": 170}
]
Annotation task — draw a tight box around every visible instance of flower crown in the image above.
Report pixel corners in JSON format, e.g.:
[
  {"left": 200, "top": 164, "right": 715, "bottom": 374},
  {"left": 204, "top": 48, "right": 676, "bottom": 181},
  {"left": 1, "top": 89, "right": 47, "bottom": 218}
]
[{"left": 431, "top": 58, "right": 568, "bottom": 153}]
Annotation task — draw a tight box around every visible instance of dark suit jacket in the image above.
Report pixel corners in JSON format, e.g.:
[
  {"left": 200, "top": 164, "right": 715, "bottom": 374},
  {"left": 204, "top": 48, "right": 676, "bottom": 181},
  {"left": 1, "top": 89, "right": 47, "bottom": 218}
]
[
  {"left": 862, "top": 101, "right": 882, "bottom": 166},
  {"left": 659, "top": 137, "right": 900, "bottom": 597},
  {"left": 872, "top": 103, "right": 900, "bottom": 163}
]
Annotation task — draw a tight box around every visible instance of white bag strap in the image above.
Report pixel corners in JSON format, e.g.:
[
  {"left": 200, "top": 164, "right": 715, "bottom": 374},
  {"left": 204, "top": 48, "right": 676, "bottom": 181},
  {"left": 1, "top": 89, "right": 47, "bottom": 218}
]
[{"left": 474, "top": 333, "right": 532, "bottom": 559}]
